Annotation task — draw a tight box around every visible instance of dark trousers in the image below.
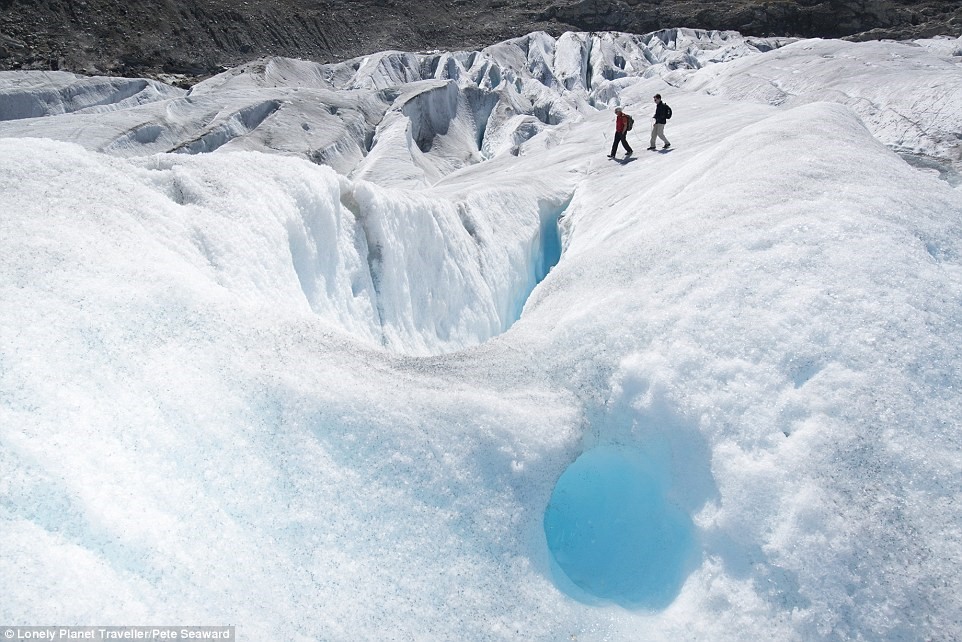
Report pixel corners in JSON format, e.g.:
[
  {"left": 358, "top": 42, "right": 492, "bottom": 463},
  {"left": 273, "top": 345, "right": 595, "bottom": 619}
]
[{"left": 610, "top": 131, "right": 632, "bottom": 156}]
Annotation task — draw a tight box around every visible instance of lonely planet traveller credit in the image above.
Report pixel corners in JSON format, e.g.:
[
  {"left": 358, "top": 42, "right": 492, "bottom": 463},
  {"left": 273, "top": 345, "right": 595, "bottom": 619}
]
[{"left": 2, "top": 628, "right": 234, "bottom": 640}]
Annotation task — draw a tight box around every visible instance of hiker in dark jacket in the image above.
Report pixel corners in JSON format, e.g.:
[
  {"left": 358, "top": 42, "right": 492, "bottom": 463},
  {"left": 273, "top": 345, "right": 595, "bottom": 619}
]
[
  {"left": 647, "top": 94, "right": 671, "bottom": 150},
  {"left": 608, "top": 107, "right": 633, "bottom": 159}
]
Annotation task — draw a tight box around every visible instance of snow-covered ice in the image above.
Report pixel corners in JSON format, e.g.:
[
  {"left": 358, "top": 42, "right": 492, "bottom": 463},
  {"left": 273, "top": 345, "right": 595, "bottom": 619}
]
[{"left": 1, "top": 29, "right": 961, "bottom": 641}]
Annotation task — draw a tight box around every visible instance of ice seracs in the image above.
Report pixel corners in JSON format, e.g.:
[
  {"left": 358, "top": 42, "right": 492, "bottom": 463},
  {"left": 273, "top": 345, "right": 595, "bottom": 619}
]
[{"left": 0, "top": 29, "right": 790, "bottom": 187}]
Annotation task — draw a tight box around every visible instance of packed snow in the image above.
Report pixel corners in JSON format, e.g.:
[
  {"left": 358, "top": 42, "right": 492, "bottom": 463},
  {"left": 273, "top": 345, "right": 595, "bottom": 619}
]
[{"left": 1, "top": 28, "right": 961, "bottom": 641}]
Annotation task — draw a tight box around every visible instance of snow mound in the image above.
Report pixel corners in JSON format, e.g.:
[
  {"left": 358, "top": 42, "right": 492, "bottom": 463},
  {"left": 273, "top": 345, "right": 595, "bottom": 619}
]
[{"left": 683, "top": 37, "right": 962, "bottom": 176}]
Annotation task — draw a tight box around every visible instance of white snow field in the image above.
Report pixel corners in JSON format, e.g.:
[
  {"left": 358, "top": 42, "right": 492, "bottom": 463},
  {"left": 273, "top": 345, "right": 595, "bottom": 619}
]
[{"left": 2, "top": 28, "right": 962, "bottom": 641}]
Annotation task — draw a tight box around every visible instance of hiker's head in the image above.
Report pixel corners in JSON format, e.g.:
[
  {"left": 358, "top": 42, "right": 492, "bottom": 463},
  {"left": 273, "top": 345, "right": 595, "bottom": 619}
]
[
  {"left": 615, "top": 107, "right": 623, "bottom": 113},
  {"left": 654, "top": 94, "right": 662, "bottom": 103}
]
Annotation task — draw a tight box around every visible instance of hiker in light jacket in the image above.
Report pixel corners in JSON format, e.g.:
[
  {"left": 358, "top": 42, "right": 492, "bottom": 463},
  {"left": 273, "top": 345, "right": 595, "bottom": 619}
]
[{"left": 648, "top": 94, "right": 671, "bottom": 151}]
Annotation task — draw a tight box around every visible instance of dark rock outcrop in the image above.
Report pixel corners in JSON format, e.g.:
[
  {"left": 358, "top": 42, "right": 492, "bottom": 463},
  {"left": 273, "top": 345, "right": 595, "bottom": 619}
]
[{"left": 1, "top": 0, "right": 960, "bottom": 82}]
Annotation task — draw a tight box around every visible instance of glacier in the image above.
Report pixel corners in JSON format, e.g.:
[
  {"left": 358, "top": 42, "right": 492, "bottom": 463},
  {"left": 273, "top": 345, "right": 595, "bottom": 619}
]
[{"left": 1, "top": 28, "right": 962, "bottom": 641}]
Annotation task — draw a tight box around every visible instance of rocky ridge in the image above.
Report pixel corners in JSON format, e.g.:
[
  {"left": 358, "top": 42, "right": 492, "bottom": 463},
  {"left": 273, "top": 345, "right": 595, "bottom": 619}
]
[{"left": 1, "top": 0, "right": 961, "bottom": 83}]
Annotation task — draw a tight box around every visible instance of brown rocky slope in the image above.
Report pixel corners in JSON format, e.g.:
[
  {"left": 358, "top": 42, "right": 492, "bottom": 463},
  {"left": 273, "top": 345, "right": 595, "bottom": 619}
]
[{"left": 1, "top": 0, "right": 960, "bottom": 82}]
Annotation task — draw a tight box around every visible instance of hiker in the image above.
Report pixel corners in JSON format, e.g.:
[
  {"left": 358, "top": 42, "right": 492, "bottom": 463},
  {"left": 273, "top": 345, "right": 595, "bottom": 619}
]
[
  {"left": 608, "top": 107, "right": 633, "bottom": 159},
  {"left": 647, "top": 94, "right": 671, "bottom": 150}
]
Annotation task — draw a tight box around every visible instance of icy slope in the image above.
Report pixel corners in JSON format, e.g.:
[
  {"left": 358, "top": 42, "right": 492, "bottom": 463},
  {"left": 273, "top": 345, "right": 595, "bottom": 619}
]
[
  {"left": 2, "top": 29, "right": 962, "bottom": 642},
  {"left": 0, "top": 30, "right": 788, "bottom": 184},
  {"left": 682, "top": 36, "right": 962, "bottom": 180}
]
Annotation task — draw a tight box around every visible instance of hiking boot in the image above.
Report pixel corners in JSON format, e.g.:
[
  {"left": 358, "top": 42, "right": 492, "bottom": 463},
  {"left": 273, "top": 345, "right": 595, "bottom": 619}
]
[
  {"left": 663, "top": 143, "right": 671, "bottom": 149},
  {"left": 625, "top": 150, "right": 633, "bottom": 157},
  {"left": 646, "top": 146, "right": 656, "bottom": 151}
]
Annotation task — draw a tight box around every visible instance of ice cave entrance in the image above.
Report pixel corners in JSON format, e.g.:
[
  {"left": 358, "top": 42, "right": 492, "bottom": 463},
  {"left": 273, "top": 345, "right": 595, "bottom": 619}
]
[{"left": 543, "top": 445, "right": 695, "bottom": 609}]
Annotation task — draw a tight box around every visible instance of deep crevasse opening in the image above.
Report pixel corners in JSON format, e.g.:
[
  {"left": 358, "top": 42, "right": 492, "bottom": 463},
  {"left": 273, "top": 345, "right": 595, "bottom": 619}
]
[
  {"left": 306, "top": 175, "right": 570, "bottom": 356},
  {"left": 118, "top": 145, "right": 568, "bottom": 359},
  {"left": 508, "top": 200, "right": 565, "bottom": 325}
]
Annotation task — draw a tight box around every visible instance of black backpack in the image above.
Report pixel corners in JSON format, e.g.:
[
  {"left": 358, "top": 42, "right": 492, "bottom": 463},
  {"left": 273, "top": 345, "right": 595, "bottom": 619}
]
[
  {"left": 665, "top": 104, "right": 672, "bottom": 119},
  {"left": 626, "top": 114, "right": 634, "bottom": 131}
]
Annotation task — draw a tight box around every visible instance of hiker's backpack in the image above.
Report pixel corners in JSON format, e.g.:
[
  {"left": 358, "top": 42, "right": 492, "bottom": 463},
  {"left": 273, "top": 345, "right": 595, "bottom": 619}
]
[
  {"left": 626, "top": 114, "right": 634, "bottom": 130},
  {"left": 665, "top": 104, "right": 672, "bottom": 119}
]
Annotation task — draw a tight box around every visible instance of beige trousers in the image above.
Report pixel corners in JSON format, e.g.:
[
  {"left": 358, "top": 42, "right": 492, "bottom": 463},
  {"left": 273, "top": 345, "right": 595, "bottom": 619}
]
[{"left": 650, "top": 123, "right": 669, "bottom": 148}]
